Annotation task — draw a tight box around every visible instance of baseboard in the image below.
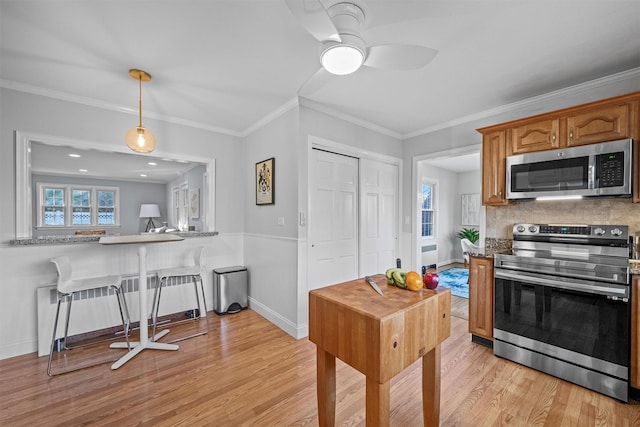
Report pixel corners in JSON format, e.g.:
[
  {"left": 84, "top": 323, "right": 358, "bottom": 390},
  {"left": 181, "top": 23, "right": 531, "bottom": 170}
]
[{"left": 248, "top": 297, "right": 307, "bottom": 339}]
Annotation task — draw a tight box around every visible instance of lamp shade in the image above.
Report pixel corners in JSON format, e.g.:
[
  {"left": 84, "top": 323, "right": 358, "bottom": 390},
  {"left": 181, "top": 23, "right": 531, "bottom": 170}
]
[{"left": 139, "top": 204, "right": 161, "bottom": 218}]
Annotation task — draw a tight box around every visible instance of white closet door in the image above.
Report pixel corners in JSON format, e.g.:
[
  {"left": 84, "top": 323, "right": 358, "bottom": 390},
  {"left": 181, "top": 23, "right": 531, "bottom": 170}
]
[
  {"left": 360, "top": 158, "right": 398, "bottom": 276},
  {"left": 308, "top": 149, "right": 358, "bottom": 291}
]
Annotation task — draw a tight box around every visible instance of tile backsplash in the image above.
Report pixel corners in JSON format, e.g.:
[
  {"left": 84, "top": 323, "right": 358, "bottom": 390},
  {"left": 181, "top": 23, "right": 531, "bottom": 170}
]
[{"left": 486, "top": 198, "right": 640, "bottom": 239}]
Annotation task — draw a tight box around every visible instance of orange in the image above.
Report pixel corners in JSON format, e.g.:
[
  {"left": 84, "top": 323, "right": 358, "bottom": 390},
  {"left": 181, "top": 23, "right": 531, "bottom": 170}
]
[{"left": 405, "top": 271, "right": 423, "bottom": 291}]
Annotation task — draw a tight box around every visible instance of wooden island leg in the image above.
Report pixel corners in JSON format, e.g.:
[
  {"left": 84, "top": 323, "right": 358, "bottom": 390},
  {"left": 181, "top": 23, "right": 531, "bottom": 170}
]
[
  {"left": 317, "top": 347, "right": 336, "bottom": 427},
  {"left": 422, "top": 344, "right": 441, "bottom": 427},
  {"left": 365, "top": 377, "right": 390, "bottom": 427}
]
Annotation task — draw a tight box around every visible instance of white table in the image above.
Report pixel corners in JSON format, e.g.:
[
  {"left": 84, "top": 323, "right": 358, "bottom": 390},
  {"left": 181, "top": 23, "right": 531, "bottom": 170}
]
[{"left": 99, "top": 233, "right": 184, "bottom": 369}]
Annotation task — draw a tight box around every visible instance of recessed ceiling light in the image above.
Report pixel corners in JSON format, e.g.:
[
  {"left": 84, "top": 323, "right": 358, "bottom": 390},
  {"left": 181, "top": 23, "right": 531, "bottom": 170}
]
[
  {"left": 69, "top": 154, "right": 81, "bottom": 158},
  {"left": 79, "top": 169, "right": 88, "bottom": 172},
  {"left": 140, "top": 174, "right": 147, "bottom": 177},
  {"left": 148, "top": 162, "right": 157, "bottom": 166}
]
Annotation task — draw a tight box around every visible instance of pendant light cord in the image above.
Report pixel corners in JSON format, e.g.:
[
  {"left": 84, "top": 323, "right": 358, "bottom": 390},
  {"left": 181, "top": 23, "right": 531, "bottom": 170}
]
[{"left": 138, "top": 76, "right": 143, "bottom": 128}]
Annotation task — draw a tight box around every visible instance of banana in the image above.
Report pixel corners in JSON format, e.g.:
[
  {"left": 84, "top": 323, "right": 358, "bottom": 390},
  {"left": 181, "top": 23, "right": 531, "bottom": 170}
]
[
  {"left": 385, "top": 267, "right": 400, "bottom": 285},
  {"left": 392, "top": 269, "right": 407, "bottom": 289}
]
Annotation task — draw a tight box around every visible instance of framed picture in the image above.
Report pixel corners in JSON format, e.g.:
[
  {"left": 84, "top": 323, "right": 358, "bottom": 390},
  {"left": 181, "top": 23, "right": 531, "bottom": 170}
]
[
  {"left": 189, "top": 189, "right": 200, "bottom": 219},
  {"left": 461, "top": 193, "right": 480, "bottom": 226},
  {"left": 256, "top": 157, "right": 275, "bottom": 205}
]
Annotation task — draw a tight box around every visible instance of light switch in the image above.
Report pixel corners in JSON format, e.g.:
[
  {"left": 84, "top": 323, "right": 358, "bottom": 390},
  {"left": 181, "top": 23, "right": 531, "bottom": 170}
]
[{"left": 277, "top": 217, "right": 285, "bottom": 226}]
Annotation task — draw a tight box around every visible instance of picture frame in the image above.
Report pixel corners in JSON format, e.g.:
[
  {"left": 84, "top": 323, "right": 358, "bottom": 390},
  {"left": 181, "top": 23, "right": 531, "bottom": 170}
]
[
  {"left": 461, "top": 193, "right": 480, "bottom": 226},
  {"left": 255, "top": 158, "right": 275, "bottom": 205},
  {"left": 189, "top": 189, "right": 200, "bottom": 219}
]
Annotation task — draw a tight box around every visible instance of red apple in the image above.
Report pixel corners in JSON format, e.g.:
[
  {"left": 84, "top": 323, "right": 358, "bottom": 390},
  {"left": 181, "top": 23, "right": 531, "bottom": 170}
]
[{"left": 423, "top": 273, "right": 439, "bottom": 289}]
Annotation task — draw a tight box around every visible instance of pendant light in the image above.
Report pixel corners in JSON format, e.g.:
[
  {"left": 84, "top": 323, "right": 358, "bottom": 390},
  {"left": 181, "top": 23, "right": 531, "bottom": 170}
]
[{"left": 125, "top": 69, "right": 156, "bottom": 153}]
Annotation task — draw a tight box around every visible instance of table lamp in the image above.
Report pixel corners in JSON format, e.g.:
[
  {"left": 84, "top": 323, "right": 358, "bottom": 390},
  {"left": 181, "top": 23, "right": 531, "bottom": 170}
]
[{"left": 139, "top": 204, "right": 161, "bottom": 232}]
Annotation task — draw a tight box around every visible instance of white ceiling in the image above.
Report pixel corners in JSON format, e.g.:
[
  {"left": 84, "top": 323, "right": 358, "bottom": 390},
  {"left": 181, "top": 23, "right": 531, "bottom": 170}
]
[
  {"left": 30, "top": 142, "right": 197, "bottom": 183},
  {"left": 2, "top": 0, "right": 639, "bottom": 140}
]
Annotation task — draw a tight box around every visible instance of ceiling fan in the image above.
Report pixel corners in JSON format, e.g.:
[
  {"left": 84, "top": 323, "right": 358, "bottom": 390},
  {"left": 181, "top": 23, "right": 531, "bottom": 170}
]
[{"left": 285, "top": 0, "right": 438, "bottom": 94}]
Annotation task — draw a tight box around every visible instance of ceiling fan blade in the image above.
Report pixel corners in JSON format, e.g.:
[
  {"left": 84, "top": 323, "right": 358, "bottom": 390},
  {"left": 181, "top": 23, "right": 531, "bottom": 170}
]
[
  {"left": 298, "top": 67, "right": 332, "bottom": 96},
  {"left": 364, "top": 44, "right": 438, "bottom": 70},
  {"left": 285, "top": 0, "right": 340, "bottom": 42}
]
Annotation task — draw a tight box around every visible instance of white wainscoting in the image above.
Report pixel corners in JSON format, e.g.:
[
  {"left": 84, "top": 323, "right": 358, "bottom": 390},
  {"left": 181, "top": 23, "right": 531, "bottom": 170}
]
[
  {"left": 1, "top": 233, "right": 244, "bottom": 360},
  {"left": 243, "top": 233, "right": 304, "bottom": 338}
]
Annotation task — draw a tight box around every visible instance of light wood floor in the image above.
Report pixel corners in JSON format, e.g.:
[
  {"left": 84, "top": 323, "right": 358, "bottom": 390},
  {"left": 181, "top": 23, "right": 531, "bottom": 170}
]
[{"left": 1, "top": 309, "right": 638, "bottom": 426}]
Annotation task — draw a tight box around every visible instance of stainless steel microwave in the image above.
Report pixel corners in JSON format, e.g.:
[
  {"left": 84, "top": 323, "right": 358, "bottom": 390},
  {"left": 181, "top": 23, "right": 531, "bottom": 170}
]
[{"left": 506, "top": 138, "right": 633, "bottom": 200}]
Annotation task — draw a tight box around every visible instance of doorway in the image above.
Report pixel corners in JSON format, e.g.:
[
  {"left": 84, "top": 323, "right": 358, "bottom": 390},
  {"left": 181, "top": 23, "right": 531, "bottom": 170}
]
[{"left": 412, "top": 145, "right": 483, "bottom": 270}]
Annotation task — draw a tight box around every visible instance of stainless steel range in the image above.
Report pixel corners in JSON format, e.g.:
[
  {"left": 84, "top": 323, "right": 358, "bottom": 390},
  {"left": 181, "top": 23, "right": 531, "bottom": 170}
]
[{"left": 494, "top": 223, "right": 631, "bottom": 402}]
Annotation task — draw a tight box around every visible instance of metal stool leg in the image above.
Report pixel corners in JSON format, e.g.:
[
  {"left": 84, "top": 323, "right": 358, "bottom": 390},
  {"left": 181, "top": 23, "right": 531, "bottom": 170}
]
[
  {"left": 151, "top": 277, "right": 166, "bottom": 340},
  {"left": 47, "top": 295, "right": 64, "bottom": 376},
  {"left": 114, "top": 287, "right": 131, "bottom": 351}
]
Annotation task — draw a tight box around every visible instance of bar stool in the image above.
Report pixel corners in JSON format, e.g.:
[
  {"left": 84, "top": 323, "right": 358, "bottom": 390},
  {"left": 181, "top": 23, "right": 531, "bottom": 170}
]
[
  {"left": 48, "top": 256, "right": 131, "bottom": 376},
  {"left": 152, "top": 247, "right": 209, "bottom": 342}
]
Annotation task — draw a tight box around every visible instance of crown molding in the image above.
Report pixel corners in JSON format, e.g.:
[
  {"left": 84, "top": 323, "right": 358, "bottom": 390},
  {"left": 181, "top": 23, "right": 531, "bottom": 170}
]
[
  {"left": 240, "top": 97, "right": 300, "bottom": 137},
  {"left": 298, "top": 97, "right": 403, "bottom": 139},
  {"left": 403, "top": 67, "right": 640, "bottom": 139},
  {"left": 0, "top": 79, "right": 243, "bottom": 137},
  {"left": 5, "top": 67, "right": 639, "bottom": 143}
]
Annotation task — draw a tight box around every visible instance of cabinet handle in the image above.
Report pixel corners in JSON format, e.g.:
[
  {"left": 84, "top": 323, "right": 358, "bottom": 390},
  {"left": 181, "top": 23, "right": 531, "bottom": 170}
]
[
  {"left": 569, "top": 128, "right": 574, "bottom": 141},
  {"left": 552, "top": 133, "right": 556, "bottom": 141}
]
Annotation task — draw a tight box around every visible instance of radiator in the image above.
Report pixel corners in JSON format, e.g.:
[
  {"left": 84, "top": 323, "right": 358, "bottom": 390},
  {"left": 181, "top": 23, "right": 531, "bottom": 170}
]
[{"left": 421, "top": 244, "right": 437, "bottom": 267}]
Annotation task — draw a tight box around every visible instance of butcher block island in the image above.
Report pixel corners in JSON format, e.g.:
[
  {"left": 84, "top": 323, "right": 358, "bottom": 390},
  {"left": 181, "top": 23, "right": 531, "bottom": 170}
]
[{"left": 309, "top": 274, "right": 451, "bottom": 427}]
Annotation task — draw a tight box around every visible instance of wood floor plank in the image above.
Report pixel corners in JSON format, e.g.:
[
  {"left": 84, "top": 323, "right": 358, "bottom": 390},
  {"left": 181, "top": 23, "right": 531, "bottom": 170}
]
[{"left": 1, "top": 308, "right": 638, "bottom": 426}]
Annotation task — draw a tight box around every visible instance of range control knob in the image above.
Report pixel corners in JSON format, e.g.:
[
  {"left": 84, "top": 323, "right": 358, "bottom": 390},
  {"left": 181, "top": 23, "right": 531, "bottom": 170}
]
[
  {"left": 528, "top": 225, "right": 538, "bottom": 233},
  {"left": 611, "top": 228, "right": 623, "bottom": 236},
  {"left": 516, "top": 225, "right": 526, "bottom": 233},
  {"left": 593, "top": 227, "right": 606, "bottom": 236}
]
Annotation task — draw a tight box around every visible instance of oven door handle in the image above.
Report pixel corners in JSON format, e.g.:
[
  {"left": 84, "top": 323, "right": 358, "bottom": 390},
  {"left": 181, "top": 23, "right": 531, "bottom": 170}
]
[{"left": 494, "top": 269, "right": 629, "bottom": 300}]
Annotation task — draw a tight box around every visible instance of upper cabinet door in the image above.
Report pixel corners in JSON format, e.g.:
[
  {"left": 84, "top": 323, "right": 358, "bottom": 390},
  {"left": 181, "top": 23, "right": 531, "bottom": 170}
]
[
  {"left": 482, "top": 130, "right": 508, "bottom": 206},
  {"left": 510, "top": 118, "right": 560, "bottom": 154},
  {"left": 566, "top": 103, "right": 631, "bottom": 147}
]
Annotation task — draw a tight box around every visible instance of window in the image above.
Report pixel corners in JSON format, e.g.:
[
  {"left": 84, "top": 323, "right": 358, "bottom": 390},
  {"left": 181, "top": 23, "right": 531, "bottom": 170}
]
[
  {"left": 421, "top": 183, "right": 435, "bottom": 237},
  {"left": 37, "top": 183, "right": 119, "bottom": 228},
  {"left": 172, "top": 183, "right": 189, "bottom": 231}
]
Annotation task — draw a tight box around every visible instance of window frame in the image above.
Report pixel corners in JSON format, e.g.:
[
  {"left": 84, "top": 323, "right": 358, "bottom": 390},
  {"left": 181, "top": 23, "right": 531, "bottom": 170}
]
[
  {"left": 172, "top": 182, "right": 189, "bottom": 231},
  {"left": 36, "top": 183, "right": 120, "bottom": 229},
  {"left": 421, "top": 181, "right": 436, "bottom": 239}
]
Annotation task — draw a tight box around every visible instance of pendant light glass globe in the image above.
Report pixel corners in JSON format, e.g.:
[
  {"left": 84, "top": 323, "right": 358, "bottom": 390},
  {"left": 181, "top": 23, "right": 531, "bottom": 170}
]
[{"left": 125, "top": 126, "right": 156, "bottom": 153}]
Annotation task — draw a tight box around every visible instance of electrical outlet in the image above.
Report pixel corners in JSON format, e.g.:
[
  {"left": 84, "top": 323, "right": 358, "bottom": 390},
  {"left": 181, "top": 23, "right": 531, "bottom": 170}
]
[{"left": 277, "top": 217, "right": 285, "bottom": 226}]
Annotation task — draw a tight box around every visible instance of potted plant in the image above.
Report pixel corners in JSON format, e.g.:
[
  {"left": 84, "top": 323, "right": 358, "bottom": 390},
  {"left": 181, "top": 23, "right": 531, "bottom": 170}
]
[{"left": 456, "top": 227, "right": 479, "bottom": 244}]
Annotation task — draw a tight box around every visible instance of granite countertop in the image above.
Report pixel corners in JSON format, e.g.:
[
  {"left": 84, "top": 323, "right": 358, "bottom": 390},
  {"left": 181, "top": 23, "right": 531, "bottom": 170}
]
[{"left": 9, "top": 231, "right": 219, "bottom": 246}]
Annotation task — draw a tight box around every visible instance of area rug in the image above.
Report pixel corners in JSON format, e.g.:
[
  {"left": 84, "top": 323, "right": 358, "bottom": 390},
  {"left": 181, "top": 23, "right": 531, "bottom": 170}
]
[{"left": 436, "top": 267, "right": 469, "bottom": 299}]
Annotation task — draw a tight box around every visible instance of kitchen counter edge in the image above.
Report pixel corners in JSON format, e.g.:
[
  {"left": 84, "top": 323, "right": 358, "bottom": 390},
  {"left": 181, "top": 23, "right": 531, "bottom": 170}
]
[{"left": 9, "top": 231, "right": 219, "bottom": 246}]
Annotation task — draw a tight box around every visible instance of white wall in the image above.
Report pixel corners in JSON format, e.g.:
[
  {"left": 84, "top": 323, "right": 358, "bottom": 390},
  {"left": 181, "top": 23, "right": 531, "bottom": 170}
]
[
  {"left": 241, "top": 103, "right": 403, "bottom": 339},
  {"left": 0, "top": 88, "right": 244, "bottom": 359},
  {"left": 242, "top": 106, "right": 301, "bottom": 336}
]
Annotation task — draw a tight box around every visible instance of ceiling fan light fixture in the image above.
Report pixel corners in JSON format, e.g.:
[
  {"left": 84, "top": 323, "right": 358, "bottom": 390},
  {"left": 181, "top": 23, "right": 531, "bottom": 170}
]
[
  {"left": 320, "top": 34, "right": 365, "bottom": 75},
  {"left": 125, "top": 69, "right": 156, "bottom": 153}
]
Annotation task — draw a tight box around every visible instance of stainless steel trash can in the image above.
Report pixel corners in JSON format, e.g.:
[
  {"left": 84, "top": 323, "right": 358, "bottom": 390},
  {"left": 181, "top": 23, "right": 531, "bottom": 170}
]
[{"left": 213, "top": 266, "right": 248, "bottom": 315}]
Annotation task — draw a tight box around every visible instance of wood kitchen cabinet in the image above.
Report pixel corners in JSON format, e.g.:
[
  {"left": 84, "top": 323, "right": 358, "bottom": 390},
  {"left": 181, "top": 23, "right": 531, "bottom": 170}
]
[
  {"left": 566, "top": 102, "right": 631, "bottom": 147},
  {"left": 477, "top": 91, "right": 640, "bottom": 205},
  {"left": 510, "top": 118, "right": 560, "bottom": 154},
  {"left": 632, "top": 275, "right": 639, "bottom": 389},
  {"left": 468, "top": 255, "right": 494, "bottom": 345},
  {"left": 481, "top": 130, "right": 508, "bottom": 206}
]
